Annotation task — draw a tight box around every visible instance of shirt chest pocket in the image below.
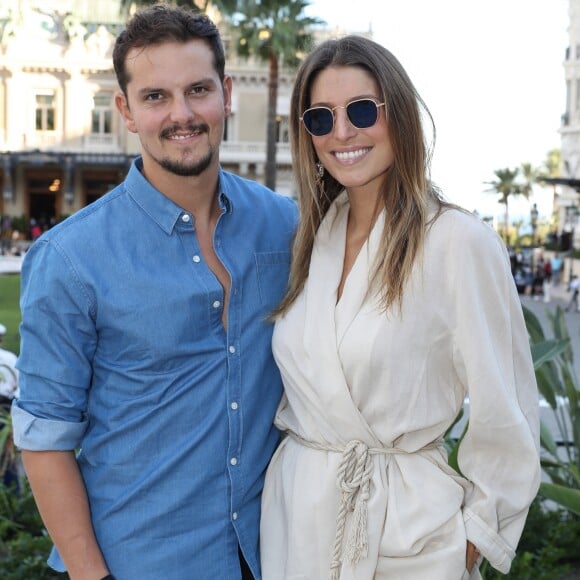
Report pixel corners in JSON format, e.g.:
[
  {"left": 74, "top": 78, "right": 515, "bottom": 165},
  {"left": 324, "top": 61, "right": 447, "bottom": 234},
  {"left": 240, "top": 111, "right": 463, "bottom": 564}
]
[{"left": 255, "top": 251, "right": 291, "bottom": 309}]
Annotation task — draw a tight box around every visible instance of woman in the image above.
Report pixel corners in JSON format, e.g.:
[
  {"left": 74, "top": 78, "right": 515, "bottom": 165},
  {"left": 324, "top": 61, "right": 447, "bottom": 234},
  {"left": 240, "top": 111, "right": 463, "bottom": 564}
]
[{"left": 260, "top": 36, "right": 540, "bottom": 580}]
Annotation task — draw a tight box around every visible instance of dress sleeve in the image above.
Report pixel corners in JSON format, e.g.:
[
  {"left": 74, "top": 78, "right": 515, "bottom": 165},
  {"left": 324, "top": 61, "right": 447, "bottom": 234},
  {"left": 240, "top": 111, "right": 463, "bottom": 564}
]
[
  {"left": 12, "top": 238, "right": 95, "bottom": 451},
  {"left": 449, "top": 216, "right": 540, "bottom": 574}
]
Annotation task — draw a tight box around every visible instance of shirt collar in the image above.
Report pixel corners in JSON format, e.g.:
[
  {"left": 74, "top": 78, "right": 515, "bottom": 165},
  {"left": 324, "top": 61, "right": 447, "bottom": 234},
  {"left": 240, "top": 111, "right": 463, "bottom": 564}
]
[
  {"left": 124, "top": 158, "right": 234, "bottom": 233},
  {"left": 217, "top": 168, "right": 233, "bottom": 214}
]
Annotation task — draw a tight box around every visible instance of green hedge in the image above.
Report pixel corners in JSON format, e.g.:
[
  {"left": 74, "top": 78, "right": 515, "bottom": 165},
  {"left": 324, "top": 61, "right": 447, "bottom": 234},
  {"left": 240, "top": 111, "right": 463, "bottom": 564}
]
[{"left": 0, "top": 275, "right": 20, "bottom": 356}]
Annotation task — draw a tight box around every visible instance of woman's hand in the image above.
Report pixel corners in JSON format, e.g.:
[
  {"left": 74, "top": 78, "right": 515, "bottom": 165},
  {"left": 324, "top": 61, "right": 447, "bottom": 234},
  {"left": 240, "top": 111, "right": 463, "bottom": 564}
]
[{"left": 466, "top": 540, "right": 480, "bottom": 572}]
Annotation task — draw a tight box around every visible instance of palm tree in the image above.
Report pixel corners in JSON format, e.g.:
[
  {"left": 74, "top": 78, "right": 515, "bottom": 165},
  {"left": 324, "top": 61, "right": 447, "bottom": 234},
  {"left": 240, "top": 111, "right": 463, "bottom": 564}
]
[
  {"left": 521, "top": 162, "right": 540, "bottom": 240},
  {"left": 485, "top": 167, "right": 522, "bottom": 243},
  {"left": 521, "top": 162, "right": 538, "bottom": 202},
  {"left": 214, "top": 0, "right": 322, "bottom": 190},
  {"left": 120, "top": 0, "right": 203, "bottom": 17},
  {"left": 538, "top": 148, "right": 562, "bottom": 203},
  {"left": 543, "top": 149, "right": 561, "bottom": 180},
  {"left": 512, "top": 218, "right": 524, "bottom": 244}
]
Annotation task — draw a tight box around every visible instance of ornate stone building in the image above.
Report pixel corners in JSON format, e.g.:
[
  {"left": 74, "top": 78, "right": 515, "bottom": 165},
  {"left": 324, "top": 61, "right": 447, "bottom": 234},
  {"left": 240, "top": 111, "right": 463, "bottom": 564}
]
[
  {"left": 0, "top": 0, "right": 294, "bottom": 231},
  {"left": 559, "top": 0, "right": 580, "bottom": 249}
]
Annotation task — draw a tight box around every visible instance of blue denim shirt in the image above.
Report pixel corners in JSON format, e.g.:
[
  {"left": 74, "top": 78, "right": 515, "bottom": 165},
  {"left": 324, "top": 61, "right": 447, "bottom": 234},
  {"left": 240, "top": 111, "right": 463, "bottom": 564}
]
[{"left": 12, "top": 158, "right": 298, "bottom": 580}]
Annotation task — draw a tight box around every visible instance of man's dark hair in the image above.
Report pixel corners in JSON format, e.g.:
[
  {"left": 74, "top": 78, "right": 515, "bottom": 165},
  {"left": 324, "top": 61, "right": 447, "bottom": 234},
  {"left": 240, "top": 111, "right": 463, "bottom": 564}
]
[{"left": 113, "top": 3, "right": 226, "bottom": 96}]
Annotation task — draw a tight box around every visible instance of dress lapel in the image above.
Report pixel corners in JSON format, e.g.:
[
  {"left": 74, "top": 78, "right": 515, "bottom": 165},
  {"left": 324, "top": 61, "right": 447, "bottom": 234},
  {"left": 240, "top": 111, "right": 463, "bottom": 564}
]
[
  {"left": 302, "top": 193, "right": 383, "bottom": 441},
  {"left": 335, "top": 209, "right": 384, "bottom": 346}
]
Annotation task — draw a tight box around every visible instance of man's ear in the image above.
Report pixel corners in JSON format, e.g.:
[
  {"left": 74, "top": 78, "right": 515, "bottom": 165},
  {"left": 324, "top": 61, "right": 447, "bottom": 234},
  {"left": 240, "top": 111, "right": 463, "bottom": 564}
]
[
  {"left": 223, "top": 74, "right": 233, "bottom": 116},
  {"left": 115, "top": 91, "right": 137, "bottom": 134}
]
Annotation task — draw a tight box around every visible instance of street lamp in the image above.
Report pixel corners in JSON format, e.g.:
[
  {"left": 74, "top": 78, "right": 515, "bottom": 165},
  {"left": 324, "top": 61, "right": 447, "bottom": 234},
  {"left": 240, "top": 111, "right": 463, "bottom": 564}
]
[
  {"left": 572, "top": 205, "right": 579, "bottom": 252},
  {"left": 530, "top": 203, "right": 539, "bottom": 246},
  {"left": 565, "top": 205, "right": 579, "bottom": 281}
]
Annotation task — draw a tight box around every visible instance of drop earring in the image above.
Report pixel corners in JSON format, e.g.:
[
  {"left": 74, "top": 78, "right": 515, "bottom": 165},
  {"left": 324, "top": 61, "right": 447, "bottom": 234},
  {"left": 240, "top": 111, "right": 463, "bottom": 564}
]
[{"left": 315, "top": 162, "right": 325, "bottom": 188}]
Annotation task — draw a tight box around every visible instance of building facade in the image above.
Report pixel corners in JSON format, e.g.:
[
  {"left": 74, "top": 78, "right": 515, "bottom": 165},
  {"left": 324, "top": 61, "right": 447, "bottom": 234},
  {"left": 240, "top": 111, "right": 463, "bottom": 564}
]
[
  {"left": 559, "top": 0, "right": 580, "bottom": 249},
  {"left": 0, "top": 0, "right": 295, "bottom": 237}
]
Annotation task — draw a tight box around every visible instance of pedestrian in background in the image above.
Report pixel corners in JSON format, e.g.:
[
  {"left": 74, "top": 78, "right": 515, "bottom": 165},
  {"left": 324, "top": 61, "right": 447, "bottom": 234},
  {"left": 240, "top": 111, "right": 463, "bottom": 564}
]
[
  {"left": 532, "top": 256, "right": 545, "bottom": 300},
  {"left": 12, "top": 5, "right": 297, "bottom": 579},
  {"left": 566, "top": 274, "right": 580, "bottom": 312},
  {"left": 551, "top": 252, "right": 563, "bottom": 286},
  {"left": 543, "top": 258, "right": 552, "bottom": 303},
  {"left": 0, "top": 216, "right": 12, "bottom": 256},
  {"left": 261, "top": 35, "right": 540, "bottom": 580}
]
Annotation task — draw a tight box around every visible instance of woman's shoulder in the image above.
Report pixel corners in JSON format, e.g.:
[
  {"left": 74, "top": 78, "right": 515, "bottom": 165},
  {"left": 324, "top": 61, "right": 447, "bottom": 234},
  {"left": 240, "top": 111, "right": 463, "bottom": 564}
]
[
  {"left": 429, "top": 205, "right": 506, "bottom": 258},
  {"left": 432, "top": 205, "right": 497, "bottom": 238}
]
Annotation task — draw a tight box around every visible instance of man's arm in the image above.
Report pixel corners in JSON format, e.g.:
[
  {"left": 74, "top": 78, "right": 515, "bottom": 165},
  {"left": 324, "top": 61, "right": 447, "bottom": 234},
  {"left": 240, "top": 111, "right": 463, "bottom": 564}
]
[{"left": 22, "top": 450, "right": 110, "bottom": 580}]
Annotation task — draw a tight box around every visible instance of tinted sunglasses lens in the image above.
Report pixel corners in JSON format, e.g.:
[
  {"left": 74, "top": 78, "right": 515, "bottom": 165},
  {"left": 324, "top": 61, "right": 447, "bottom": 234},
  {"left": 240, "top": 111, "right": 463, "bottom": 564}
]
[
  {"left": 303, "top": 108, "right": 333, "bottom": 136},
  {"left": 347, "top": 99, "right": 378, "bottom": 128}
]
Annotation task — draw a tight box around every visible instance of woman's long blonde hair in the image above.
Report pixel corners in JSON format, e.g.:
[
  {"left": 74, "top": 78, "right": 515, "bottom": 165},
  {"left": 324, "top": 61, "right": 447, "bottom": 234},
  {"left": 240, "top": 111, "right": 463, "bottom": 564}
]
[{"left": 275, "top": 35, "right": 447, "bottom": 316}]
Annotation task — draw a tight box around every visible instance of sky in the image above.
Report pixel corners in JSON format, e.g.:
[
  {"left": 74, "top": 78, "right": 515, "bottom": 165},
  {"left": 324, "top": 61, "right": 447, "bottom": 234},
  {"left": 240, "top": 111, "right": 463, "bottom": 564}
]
[{"left": 304, "top": 0, "right": 569, "bottom": 224}]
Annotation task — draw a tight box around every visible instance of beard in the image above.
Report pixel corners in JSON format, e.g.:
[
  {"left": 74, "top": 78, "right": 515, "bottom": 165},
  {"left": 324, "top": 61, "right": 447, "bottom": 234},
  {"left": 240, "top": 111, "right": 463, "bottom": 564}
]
[
  {"left": 156, "top": 123, "right": 217, "bottom": 176},
  {"left": 158, "top": 147, "right": 215, "bottom": 177}
]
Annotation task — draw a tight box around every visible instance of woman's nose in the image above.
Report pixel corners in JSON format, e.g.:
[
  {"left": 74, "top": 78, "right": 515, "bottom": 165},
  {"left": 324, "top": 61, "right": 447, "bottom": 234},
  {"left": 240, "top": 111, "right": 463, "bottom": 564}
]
[{"left": 332, "top": 107, "right": 357, "bottom": 140}]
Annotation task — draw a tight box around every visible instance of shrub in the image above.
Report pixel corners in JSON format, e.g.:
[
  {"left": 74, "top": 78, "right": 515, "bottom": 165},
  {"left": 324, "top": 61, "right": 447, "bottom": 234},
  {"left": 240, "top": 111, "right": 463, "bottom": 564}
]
[
  {"left": 0, "top": 480, "right": 60, "bottom": 579},
  {"left": 482, "top": 497, "right": 580, "bottom": 579}
]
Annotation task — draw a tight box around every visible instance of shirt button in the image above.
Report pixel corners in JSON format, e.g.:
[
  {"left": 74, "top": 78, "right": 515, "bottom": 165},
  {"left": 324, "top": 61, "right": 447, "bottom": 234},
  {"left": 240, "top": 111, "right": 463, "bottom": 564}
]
[
  {"left": 230, "top": 457, "right": 238, "bottom": 466},
  {"left": 232, "top": 512, "right": 238, "bottom": 520},
  {"left": 192, "top": 255, "right": 201, "bottom": 263},
  {"left": 212, "top": 300, "right": 221, "bottom": 308},
  {"left": 231, "top": 402, "right": 238, "bottom": 410},
  {"left": 181, "top": 214, "right": 190, "bottom": 222},
  {"left": 229, "top": 345, "right": 236, "bottom": 354}
]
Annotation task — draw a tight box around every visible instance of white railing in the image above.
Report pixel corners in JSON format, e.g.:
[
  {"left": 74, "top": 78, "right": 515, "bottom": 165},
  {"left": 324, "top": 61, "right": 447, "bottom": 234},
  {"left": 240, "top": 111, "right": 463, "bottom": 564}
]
[
  {"left": 24, "top": 132, "right": 61, "bottom": 149},
  {"left": 83, "top": 134, "right": 120, "bottom": 151}
]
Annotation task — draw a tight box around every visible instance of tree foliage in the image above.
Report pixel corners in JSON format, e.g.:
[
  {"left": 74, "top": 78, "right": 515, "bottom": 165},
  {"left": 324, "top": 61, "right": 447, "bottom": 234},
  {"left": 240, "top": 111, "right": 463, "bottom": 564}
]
[
  {"left": 214, "top": 0, "right": 322, "bottom": 190},
  {"left": 524, "top": 305, "right": 580, "bottom": 516},
  {"left": 485, "top": 167, "right": 524, "bottom": 242},
  {"left": 120, "top": 0, "right": 206, "bottom": 17}
]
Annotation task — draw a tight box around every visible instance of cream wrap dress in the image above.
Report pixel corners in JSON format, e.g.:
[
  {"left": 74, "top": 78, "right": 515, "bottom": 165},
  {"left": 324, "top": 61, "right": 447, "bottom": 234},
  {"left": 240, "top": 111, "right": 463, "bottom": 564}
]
[{"left": 260, "top": 192, "right": 540, "bottom": 580}]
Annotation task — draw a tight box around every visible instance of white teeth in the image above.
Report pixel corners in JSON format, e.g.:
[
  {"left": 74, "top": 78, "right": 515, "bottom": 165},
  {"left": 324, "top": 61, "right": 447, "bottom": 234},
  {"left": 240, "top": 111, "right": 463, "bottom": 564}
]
[
  {"left": 334, "top": 148, "right": 368, "bottom": 161},
  {"left": 169, "top": 133, "right": 196, "bottom": 140}
]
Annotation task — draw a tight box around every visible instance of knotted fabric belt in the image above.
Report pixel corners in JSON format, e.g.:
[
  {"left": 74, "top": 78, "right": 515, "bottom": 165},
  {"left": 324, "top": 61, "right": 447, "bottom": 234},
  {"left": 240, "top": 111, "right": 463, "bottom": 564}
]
[{"left": 287, "top": 432, "right": 443, "bottom": 580}]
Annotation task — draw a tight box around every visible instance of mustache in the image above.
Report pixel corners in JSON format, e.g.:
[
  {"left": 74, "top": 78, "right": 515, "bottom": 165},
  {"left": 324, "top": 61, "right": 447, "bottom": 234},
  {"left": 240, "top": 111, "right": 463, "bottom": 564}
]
[{"left": 160, "top": 123, "right": 209, "bottom": 138}]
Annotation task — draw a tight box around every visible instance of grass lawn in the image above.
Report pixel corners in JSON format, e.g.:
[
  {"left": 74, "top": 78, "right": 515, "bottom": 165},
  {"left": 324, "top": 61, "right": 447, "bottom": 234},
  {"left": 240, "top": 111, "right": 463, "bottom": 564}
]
[{"left": 0, "top": 274, "right": 21, "bottom": 355}]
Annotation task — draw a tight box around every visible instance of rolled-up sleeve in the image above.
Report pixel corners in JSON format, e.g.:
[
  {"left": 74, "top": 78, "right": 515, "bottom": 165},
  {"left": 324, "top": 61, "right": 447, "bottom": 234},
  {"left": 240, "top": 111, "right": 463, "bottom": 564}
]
[
  {"left": 12, "top": 238, "right": 96, "bottom": 451},
  {"left": 12, "top": 402, "right": 88, "bottom": 450}
]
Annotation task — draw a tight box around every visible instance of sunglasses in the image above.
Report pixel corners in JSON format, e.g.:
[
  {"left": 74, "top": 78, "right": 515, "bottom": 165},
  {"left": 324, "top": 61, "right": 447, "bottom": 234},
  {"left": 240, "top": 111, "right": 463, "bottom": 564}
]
[{"left": 300, "top": 98, "right": 386, "bottom": 137}]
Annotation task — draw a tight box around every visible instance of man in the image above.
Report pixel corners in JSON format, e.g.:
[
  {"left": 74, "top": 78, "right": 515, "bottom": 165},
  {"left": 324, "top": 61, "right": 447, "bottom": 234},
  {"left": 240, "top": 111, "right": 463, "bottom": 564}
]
[
  {"left": 550, "top": 252, "right": 563, "bottom": 286},
  {"left": 566, "top": 274, "right": 580, "bottom": 312},
  {"left": 12, "top": 5, "right": 297, "bottom": 580}
]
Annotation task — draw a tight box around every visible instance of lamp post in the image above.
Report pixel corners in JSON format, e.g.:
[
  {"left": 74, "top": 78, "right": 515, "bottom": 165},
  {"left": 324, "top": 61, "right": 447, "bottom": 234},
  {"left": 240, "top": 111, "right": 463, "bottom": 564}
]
[
  {"left": 572, "top": 205, "right": 579, "bottom": 252},
  {"left": 530, "top": 203, "right": 539, "bottom": 246},
  {"left": 565, "top": 205, "right": 579, "bottom": 282},
  {"left": 529, "top": 203, "right": 539, "bottom": 283}
]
